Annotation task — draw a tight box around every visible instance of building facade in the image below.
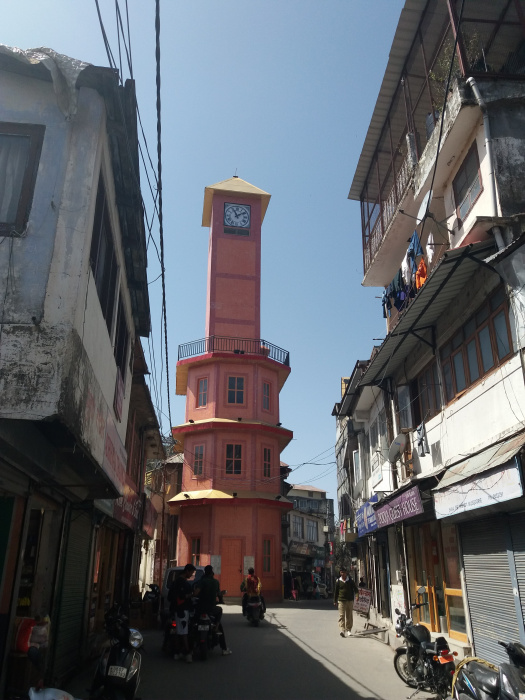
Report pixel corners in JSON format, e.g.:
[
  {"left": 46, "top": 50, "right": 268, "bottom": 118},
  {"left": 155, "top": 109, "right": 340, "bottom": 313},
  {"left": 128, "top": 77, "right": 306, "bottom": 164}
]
[
  {"left": 335, "top": 0, "right": 525, "bottom": 663},
  {"left": 170, "top": 177, "right": 293, "bottom": 602}
]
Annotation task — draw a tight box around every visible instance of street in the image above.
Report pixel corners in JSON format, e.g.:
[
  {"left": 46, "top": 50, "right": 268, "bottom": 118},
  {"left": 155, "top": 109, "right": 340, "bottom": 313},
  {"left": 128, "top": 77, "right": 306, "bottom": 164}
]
[{"left": 65, "top": 599, "right": 435, "bottom": 700}]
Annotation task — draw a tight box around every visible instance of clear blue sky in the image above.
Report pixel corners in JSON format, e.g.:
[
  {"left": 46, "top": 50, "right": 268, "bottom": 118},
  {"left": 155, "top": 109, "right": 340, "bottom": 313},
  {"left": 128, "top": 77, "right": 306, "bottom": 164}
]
[{"left": 3, "top": 0, "right": 404, "bottom": 507}]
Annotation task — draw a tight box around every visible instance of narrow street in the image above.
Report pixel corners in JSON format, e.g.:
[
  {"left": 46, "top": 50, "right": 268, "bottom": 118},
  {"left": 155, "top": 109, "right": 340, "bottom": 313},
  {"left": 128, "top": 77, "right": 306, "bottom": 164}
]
[{"left": 65, "top": 600, "right": 434, "bottom": 700}]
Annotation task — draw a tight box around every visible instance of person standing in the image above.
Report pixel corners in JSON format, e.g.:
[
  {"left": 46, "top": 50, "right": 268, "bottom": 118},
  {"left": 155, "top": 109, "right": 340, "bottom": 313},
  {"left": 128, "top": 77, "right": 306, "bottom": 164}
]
[
  {"left": 169, "top": 563, "right": 196, "bottom": 662},
  {"left": 333, "top": 567, "right": 359, "bottom": 638},
  {"left": 359, "top": 576, "right": 367, "bottom": 588}
]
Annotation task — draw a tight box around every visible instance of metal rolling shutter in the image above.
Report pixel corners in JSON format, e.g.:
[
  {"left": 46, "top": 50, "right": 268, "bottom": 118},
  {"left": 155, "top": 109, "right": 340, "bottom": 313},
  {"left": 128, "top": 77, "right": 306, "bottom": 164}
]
[
  {"left": 51, "top": 510, "right": 92, "bottom": 683},
  {"left": 509, "top": 513, "right": 525, "bottom": 634},
  {"left": 461, "top": 517, "right": 519, "bottom": 665}
]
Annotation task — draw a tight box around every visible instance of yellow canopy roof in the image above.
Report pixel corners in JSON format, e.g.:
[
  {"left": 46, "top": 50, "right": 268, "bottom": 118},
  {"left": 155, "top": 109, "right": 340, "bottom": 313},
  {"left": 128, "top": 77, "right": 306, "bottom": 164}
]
[{"left": 202, "top": 176, "right": 271, "bottom": 227}]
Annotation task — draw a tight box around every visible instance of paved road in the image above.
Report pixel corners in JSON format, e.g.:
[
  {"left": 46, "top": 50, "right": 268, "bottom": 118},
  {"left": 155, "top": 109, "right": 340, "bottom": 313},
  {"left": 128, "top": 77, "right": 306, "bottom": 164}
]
[{"left": 66, "top": 599, "right": 435, "bottom": 700}]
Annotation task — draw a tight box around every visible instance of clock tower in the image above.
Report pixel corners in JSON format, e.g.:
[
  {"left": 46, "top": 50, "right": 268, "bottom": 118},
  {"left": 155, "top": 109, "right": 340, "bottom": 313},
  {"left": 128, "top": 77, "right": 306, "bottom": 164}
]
[{"left": 170, "top": 176, "right": 293, "bottom": 603}]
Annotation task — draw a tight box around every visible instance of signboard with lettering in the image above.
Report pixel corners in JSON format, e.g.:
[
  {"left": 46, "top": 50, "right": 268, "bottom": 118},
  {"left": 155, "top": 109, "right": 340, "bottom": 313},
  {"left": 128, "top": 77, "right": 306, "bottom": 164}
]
[
  {"left": 356, "top": 494, "right": 378, "bottom": 537},
  {"left": 353, "top": 587, "right": 372, "bottom": 615},
  {"left": 434, "top": 463, "right": 523, "bottom": 519},
  {"left": 375, "top": 486, "right": 424, "bottom": 528}
]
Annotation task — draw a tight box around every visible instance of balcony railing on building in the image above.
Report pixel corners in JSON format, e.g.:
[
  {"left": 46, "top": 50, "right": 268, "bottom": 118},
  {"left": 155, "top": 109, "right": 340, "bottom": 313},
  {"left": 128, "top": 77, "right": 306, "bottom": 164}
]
[{"left": 178, "top": 335, "right": 290, "bottom": 367}]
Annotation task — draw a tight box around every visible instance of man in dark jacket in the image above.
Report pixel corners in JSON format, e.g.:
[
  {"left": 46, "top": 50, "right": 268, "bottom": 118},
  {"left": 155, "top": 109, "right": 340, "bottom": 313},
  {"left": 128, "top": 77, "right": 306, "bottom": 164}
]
[{"left": 333, "top": 567, "right": 359, "bottom": 637}]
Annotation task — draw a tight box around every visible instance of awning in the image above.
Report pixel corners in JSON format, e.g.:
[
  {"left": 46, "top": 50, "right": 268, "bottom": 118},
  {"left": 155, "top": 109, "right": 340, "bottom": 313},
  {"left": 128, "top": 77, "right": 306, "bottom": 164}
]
[
  {"left": 433, "top": 432, "right": 525, "bottom": 492},
  {"left": 169, "top": 489, "right": 233, "bottom": 503},
  {"left": 358, "top": 240, "right": 497, "bottom": 387}
]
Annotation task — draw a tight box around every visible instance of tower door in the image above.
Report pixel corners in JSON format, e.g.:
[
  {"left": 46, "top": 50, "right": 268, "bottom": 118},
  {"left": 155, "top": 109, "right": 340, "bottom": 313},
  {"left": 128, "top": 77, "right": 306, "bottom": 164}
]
[{"left": 221, "top": 538, "right": 243, "bottom": 598}]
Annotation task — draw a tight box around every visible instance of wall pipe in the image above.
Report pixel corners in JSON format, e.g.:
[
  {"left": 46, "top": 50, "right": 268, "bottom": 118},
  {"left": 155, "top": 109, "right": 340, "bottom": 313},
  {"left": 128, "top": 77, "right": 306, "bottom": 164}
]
[{"left": 467, "top": 77, "right": 505, "bottom": 251}]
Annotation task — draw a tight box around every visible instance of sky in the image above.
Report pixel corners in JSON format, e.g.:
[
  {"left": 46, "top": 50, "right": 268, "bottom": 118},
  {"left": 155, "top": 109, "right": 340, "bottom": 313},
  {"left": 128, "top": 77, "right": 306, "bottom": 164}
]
[{"left": 3, "top": 0, "right": 405, "bottom": 507}]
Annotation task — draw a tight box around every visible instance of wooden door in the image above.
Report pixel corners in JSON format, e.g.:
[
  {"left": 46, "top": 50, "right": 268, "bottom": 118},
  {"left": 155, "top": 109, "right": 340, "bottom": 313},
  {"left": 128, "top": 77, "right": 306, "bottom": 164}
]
[{"left": 220, "top": 538, "right": 243, "bottom": 598}]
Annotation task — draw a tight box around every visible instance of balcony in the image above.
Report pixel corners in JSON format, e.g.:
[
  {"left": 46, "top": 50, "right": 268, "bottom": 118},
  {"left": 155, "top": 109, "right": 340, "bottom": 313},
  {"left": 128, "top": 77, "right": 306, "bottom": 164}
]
[{"left": 178, "top": 336, "right": 290, "bottom": 366}]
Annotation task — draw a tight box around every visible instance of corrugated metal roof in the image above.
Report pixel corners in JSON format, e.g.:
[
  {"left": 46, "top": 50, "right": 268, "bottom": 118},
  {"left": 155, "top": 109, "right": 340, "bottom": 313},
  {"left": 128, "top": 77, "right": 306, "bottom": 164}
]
[
  {"left": 348, "top": 0, "right": 441, "bottom": 201},
  {"left": 358, "top": 240, "right": 496, "bottom": 386}
]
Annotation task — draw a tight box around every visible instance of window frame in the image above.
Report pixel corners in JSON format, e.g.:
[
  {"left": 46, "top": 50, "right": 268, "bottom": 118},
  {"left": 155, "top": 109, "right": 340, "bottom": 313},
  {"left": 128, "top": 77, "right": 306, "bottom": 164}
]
[
  {"left": 193, "top": 444, "right": 204, "bottom": 476},
  {"left": 292, "top": 515, "right": 304, "bottom": 539},
  {"left": 440, "top": 286, "right": 513, "bottom": 403},
  {"left": 0, "top": 122, "right": 45, "bottom": 236},
  {"left": 307, "top": 519, "right": 318, "bottom": 542},
  {"left": 262, "top": 538, "right": 271, "bottom": 573},
  {"left": 262, "top": 381, "right": 271, "bottom": 411},
  {"left": 197, "top": 377, "right": 208, "bottom": 408},
  {"left": 225, "top": 443, "right": 242, "bottom": 475},
  {"left": 452, "top": 142, "right": 483, "bottom": 222},
  {"left": 227, "top": 376, "right": 245, "bottom": 405},
  {"left": 263, "top": 446, "right": 271, "bottom": 478},
  {"left": 191, "top": 537, "right": 201, "bottom": 566},
  {"left": 416, "top": 359, "right": 441, "bottom": 421}
]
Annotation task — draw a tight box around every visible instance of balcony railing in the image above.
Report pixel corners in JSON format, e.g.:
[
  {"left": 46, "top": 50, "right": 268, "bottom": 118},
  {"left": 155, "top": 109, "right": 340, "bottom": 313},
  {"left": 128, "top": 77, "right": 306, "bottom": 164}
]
[
  {"left": 364, "top": 152, "right": 413, "bottom": 272},
  {"left": 178, "top": 336, "right": 290, "bottom": 367}
]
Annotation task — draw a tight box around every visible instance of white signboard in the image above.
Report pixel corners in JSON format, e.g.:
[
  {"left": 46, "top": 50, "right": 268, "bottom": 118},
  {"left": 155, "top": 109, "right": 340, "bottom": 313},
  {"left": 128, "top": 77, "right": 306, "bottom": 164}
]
[
  {"left": 210, "top": 555, "right": 221, "bottom": 574},
  {"left": 353, "top": 588, "right": 372, "bottom": 615},
  {"left": 243, "top": 556, "right": 255, "bottom": 574},
  {"left": 391, "top": 584, "right": 406, "bottom": 617},
  {"left": 434, "top": 464, "right": 523, "bottom": 519}
]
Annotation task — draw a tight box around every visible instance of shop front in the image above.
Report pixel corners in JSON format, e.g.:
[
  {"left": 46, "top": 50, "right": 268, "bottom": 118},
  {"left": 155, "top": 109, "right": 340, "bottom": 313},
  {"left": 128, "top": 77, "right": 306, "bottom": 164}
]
[{"left": 433, "top": 441, "right": 525, "bottom": 664}]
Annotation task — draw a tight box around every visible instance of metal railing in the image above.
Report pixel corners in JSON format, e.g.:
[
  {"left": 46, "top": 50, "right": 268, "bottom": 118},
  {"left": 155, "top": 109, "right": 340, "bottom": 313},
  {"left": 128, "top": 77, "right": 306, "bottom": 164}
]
[{"left": 178, "top": 336, "right": 290, "bottom": 367}]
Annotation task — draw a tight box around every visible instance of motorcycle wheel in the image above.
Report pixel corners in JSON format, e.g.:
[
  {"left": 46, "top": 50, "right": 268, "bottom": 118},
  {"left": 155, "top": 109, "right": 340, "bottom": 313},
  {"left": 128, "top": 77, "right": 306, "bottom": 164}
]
[{"left": 393, "top": 649, "right": 418, "bottom": 688}]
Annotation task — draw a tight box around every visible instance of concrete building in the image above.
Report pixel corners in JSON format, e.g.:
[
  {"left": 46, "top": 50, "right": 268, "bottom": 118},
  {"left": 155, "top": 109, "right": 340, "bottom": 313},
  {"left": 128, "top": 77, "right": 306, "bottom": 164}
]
[
  {"left": 335, "top": 0, "right": 525, "bottom": 664},
  {"left": 169, "top": 177, "right": 293, "bottom": 602},
  {"left": 0, "top": 46, "right": 161, "bottom": 691}
]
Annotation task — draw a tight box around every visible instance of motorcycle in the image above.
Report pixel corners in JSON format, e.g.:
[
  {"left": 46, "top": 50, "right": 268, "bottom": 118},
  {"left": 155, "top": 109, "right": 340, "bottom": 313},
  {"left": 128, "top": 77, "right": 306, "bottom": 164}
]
[
  {"left": 90, "top": 605, "right": 143, "bottom": 700},
  {"left": 191, "top": 590, "right": 227, "bottom": 660},
  {"left": 161, "top": 612, "right": 177, "bottom": 656},
  {"left": 246, "top": 595, "right": 264, "bottom": 626},
  {"left": 393, "top": 586, "right": 456, "bottom": 699},
  {"left": 142, "top": 583, "right": 160, "bottom": 608},
  {"left": 448, "top": 640, "right": 525, "bottom": 700}
]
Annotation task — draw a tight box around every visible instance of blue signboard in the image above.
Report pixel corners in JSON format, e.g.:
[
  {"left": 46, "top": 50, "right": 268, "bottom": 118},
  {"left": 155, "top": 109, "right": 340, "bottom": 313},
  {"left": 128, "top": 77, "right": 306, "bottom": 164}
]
[{"left": 356, "top": 494, "right": 378, "bottom": 537}]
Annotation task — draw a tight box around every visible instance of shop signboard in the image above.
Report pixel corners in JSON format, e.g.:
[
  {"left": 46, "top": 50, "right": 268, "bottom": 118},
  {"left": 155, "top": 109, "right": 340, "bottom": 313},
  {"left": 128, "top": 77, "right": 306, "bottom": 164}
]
[
  {"left": 356, "top": 494, "right": 378, "bottom": 537},
  {"left": 353, "top": 587, "right": 372, "bottom": 615},
  {"left": 390, "top": 584, "right": 406, "bottom": 616},
  {"left": 433, "top": 462, "right": 523, "bottom": 519},
  {"left": 375, "top": 486, "right": 423, "bottom": 528}
]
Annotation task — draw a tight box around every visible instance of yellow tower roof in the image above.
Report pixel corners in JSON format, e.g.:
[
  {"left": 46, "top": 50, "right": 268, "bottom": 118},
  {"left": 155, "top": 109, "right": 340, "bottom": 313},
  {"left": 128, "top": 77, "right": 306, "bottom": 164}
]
[{"left": 202, "top": 176, "right": 271, "bottom": 227}]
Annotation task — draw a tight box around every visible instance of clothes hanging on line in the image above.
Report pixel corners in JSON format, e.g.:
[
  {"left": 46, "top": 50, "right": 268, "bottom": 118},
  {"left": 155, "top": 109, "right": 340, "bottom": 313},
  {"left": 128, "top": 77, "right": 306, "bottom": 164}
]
[
  {"left": 416, "top": 258, "right": 427, "bottom": 289},
  {"left": 407, "top": 230, "right": 423, "bottom": 273},
  {"left": 416, "top": 422, "right": 430, "bottom": 457}
]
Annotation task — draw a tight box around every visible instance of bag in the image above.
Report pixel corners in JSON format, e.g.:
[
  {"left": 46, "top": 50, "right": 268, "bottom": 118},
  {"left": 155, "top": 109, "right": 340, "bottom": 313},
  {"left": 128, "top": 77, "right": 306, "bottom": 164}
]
[
  {"left": 240, "top": 580, "right": 246, "bottom": 593},
  {"left": 15, "top": 618, "right": 36, "bottom": 653}
]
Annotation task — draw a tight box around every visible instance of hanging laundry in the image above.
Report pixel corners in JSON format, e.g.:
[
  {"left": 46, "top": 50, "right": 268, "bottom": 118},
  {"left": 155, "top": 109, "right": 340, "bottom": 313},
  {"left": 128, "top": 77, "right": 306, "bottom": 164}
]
[
  {"left": 416, "top": 421, "right": 430, "bottom": 456},
  {"left": 407, "top": 230, "right": 423, "bottom": 273},
  {"left": 416, "top": 258, "right": 427, "bottom": 290},
  {"left": 382, "top": 289, "right": 392, "bottom": 318},
  {"left": 426, "top": 232, "right": 435, "bottom": 265},
  {"left": 401, "top": 252, "right": 411, "bottom": 285}
]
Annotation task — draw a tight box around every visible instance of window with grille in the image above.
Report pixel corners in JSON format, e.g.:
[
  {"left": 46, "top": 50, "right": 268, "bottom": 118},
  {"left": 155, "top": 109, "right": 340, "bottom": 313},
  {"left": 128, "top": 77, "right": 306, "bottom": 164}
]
[
  {"left": 194, "top": 445, "right": 204, "bottom": 475},
  {"left": 441, "top": 286, "right": 512, "bottom": 403},
  {"left": 227, "top": 376, "right": 244, "bottom": 404},
  {"left": 263, "top": 447, "right": 271, "bottom": 478},
  {"left": 226, "top": 443, "right": 242, "bottom": 474},
  {"left": 453, "top": 143, "right": 482, "bottom": 221},
  {"left": 197, "top": 377, "right": 208, "bottom": 407},
  {"left": 191, "top": 538, "right": 201, "bottom": 566}
]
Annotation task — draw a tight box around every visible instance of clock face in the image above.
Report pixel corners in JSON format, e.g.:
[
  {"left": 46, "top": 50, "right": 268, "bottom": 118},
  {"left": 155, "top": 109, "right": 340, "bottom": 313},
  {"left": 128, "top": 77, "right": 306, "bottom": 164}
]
[{"left": 224, "top": 203, "right": 251, "bottom": 228}]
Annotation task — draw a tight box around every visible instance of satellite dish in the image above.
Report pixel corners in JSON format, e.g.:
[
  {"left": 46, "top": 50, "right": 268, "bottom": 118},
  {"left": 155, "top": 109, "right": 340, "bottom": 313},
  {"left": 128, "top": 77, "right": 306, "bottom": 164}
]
[
  {"left": 416, "top": 190, "right": 433, "bottom": 225},
  {"left": 388, "top": 433, "right": 407, "bottom": 463}
]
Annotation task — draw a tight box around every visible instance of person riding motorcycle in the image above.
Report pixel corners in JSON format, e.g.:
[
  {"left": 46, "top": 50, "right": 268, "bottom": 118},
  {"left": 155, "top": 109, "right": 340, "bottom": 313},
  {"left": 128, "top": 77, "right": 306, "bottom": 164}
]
[
  {"left": 241, "top": 567, "right": 266, "bottom": 615},
  {"left": 194, "top": 564, "right": 232, "bottom": 655}
]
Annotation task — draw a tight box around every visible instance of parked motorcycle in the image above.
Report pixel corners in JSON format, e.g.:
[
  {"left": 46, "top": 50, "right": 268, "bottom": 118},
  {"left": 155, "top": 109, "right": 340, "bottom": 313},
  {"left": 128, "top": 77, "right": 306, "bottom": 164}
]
[
  {"left": 393, "top": 586, "right": 456, "bottom": 700},
  {"left": 90, "top": 605, "right": 143, "bottom": 700},
  {"left": 246, "top": 595, "right": 264, "bottom": 626},
  {"left": 142, "top": 583, "right": 160, "bottom": 614},
  {"left": 448, "top": 640, "right": 525, "bottom": 700}
]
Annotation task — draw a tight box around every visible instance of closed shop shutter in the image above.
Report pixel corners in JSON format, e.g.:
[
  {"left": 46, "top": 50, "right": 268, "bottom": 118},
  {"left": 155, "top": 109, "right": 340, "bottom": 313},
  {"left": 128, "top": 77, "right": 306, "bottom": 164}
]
[
  {"left": 51, "top": 509, "right": 92, "bottom": 683},
  {"left": 509, "top": 513, "right": 525, "bottom": 632},
  {"left": 461, "top": 516, "right": 519, "bottom": 664}
]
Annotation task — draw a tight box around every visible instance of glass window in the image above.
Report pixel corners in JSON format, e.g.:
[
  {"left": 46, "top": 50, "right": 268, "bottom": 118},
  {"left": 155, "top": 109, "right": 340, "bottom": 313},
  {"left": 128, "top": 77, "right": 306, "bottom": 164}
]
[
  {"left": 227, "top": 376, "right": 244, "bottom": 404},
  {"left": 263, "top": 447, "right": 271, "bottom": 478},
  {"left": 417, "top": 360, "right": 441, "bottom": 420},
  {"left": 0, "top": 123, "right": 45, "bottom": 235},
  {"left": 478, "top": 325, "right": 494, "bottom": 373},
  {"left": 466, "top": 340, "right": 479, "bottom": 383},
  {"left": 453, "top": 143, "right": 482, "bottom": 221},
  {"left": 453, "top": 351, "right": 467, "bottom": 392},
  {"left": 293, "top": 515, "right": 304, "bottom": 539},
  {"left": 307, "top": 520, "right": 318, "bottom": 542},
  {"left": 493, "top": 311, "right": 511, "bottom": 359},
  {"left": 197, "top": 378, "right": 208, "bottom": 407},
  {"left": 194, "top": 445, "right": 204, "bottom": 476},
  {"left": 397, "top": 385, "right": 414, "bottom": 429},
  {"left": 262, "top": 382, "right": 270, "bottom": 411},
  {"left": 226, "top": 443, "right": 242, "bottom": 474}
]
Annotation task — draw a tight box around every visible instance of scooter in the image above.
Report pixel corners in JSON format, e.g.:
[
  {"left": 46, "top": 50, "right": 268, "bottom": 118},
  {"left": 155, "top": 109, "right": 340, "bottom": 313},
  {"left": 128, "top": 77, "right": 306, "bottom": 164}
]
[
  {"left": 90, "top": 605, "right": 143, "bottom": 700},
  {"left": 192, "top": 590, "right": 227, "bottom": 660},
  {"left": 246, "top": 595, "right": 264, "bottom": 626},
  {"left": 393, "top": 586, "right": 456, "bottom": 700},
  {"left": 448, "top": 640, "right": 525, "bottom": 700}
]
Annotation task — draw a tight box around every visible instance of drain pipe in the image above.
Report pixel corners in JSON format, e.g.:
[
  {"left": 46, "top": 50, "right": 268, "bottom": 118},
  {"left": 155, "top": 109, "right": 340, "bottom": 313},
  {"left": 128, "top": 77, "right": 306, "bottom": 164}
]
[{"left": 467, "top": 77, "right": 505, "bottom": 250}]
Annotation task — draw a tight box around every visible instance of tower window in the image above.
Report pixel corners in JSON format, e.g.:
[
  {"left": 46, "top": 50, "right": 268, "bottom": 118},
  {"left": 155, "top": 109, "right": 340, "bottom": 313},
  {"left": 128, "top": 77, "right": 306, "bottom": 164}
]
[
  {"left": 227, "top": 376, "right": 244, "bottom": 404},
  {"left": 191, "top": 538, "right": 201, "bottom": 566},
  {"left": 263, "top": 447, "right": 271, "bottom": 478},
  {"left": 194, "top": 445, "right": 204, "bottom": 476},
  {"left": 197, "top": 377, "right": 208, "bottom": 407},
  {"left": 226, "top": 443, "right": 242, "bottom": 474},
  {"left": 263, "top": 539, "right": 271, "bottom": 573},
  {"left": 262, "top": 382, "right": 270, "bottom": 411}
]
